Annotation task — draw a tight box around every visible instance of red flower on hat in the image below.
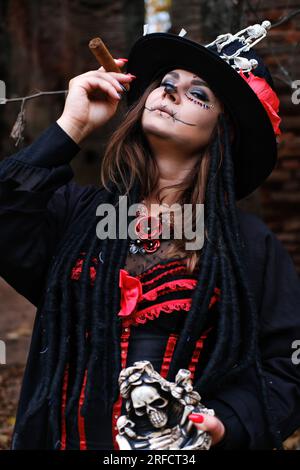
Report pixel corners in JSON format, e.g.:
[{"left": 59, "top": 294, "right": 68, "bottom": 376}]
[
  {"left": 118, "top": 269, "right": 143, "bottom": 318},
  {"left": 239, "top": 70, "right": 281, "bottom": 136}
]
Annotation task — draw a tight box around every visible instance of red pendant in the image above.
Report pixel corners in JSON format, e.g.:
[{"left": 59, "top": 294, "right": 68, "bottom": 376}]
[
  {"left": 142, "top": 239, "right": 161, "bottom": 253},
  {"left": 135, "top": 215, "right": 162, "bottom": 240}
]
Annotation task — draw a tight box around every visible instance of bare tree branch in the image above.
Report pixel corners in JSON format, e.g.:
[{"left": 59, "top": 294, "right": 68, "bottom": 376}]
[
  {"left": 1, "top": 89, "right": 68, "bottom": 146},
  {"left": 1, "top": 89, "right": 67, "bottom": 104},
  {"left": 271, "top": 8, "right": 300, "bottom": 29}
]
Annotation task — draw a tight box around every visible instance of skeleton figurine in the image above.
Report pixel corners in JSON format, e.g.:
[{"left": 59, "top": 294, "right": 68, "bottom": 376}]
[
  {"left": 116, "top": 361, "right": 215, "bottom": 450},
  {"left": 205, "top": 20, "right": 271, "bottom": 73}
]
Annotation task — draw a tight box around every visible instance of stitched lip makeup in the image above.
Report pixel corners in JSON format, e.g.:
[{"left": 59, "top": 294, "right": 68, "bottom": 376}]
[
  {"left": 144, "top": 104, "right": 197, "bottom": 126},
  {"left": 155, "top": 109, "right": 171, "bottom": 117}
]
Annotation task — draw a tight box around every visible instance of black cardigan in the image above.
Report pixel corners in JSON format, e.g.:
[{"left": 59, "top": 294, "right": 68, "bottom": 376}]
[{"left": 0, "top": 123, "right": 299, "bottom": 449}]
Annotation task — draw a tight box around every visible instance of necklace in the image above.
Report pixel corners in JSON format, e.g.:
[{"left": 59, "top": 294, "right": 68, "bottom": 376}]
[{"left": 129, "top": 200, "right": 175, "bottom": 255}]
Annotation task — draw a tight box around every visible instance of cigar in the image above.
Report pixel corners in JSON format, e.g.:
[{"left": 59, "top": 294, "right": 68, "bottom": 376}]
[{"left": 89, "top": 37, "right": 129, "bottom": 93}]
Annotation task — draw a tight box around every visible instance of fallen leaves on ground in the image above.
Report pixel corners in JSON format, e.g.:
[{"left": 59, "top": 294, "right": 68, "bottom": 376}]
[{"left": 0, "top": 364, "right": 24, "bottom": 450}]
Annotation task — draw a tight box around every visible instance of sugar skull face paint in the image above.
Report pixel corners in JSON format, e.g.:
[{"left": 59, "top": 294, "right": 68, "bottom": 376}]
[{"left": 141, "top": 69, "right": 223, "bottom": 154}]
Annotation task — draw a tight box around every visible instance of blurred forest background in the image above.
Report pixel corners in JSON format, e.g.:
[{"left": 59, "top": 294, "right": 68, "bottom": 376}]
[{"left": 0, "top": 0, "right": 299, "bottom": 450}]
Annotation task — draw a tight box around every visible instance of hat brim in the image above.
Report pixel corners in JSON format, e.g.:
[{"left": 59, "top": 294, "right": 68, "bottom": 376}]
[{"left": 125, "top": 33, "right": 277, "bottom": 201}]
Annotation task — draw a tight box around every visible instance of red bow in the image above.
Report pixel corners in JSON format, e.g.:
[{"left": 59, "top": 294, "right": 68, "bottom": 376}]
[
  {"left": 118, "top": 269, "right": 143, "bottom": 318},
  {"left": 239, "top": 70, "right": 281, "bottom": 137}
]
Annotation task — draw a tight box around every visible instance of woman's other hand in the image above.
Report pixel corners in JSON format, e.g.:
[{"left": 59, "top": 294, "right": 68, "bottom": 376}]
[{"left": 188, "top": 412, "right": 226, "bottom": 446}]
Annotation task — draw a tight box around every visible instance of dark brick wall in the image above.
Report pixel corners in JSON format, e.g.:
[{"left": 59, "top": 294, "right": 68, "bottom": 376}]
[
  {"left": 170, "top": 0, "right": 300, "bottom": 274},
  {"left": 0, "top": 0, "right": 144, "bottom": 185},
  {"left": 246, "top": 3, "right": 300, "bottom": 274}
]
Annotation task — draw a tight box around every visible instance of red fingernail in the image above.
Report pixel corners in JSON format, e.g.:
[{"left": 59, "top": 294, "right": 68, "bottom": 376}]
[
  {"left": 188, "top": 414, "right": 205, "bottom": 423},
  {"left": 118, "top": 58, "right": 128, "bottom": 62}
]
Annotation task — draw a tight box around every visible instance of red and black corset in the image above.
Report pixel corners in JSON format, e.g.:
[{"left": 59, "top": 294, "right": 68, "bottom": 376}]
[{"left": 60, "top": 252, "right": 220, "bottom": 450}]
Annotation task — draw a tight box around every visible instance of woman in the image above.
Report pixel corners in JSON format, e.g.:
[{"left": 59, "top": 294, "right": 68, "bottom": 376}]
[{"left": 0, "top": 23, "right": 299, "bottom": 450}]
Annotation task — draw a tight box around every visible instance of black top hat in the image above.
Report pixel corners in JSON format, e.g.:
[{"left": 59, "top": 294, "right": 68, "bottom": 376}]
[{"left": 125, "top": 22, "right": 281, "bottom": 200}]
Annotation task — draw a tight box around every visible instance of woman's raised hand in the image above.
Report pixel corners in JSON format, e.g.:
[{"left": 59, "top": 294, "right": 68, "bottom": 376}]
[{"left": 56, "top": 58, "right": 135, "bottom": 144}]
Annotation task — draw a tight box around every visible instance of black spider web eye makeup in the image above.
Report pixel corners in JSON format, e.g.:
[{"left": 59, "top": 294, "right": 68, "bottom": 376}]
[
  {"left": 158, "top": 78, "right": 214, "bottom": 111},
  {"left": 159, "top": 79, "right": 210, "bottom": 104}
]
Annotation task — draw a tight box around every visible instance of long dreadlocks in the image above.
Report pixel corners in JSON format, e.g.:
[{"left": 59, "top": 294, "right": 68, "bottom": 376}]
[{"left": 17, "top": 112, "right": 283, "bottom": 450}]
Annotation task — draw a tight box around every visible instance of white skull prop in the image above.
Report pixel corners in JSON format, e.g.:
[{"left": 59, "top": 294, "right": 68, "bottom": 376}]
[
  {"left": 131, "top": 385, "right": 168, "bottom": 428},
  {"left": 117, "top": 415, "right": 137, "bottom": 438}
]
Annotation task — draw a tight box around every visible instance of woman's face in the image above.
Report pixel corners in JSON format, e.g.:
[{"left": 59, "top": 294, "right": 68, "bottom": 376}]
[{"left": 141, "top": 68, "right": 224, "bottom": 154}]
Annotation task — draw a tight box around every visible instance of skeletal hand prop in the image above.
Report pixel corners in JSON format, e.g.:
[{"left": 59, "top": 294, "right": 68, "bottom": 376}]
[{"left": 116, "top": 360, "right": 215, "bottom": 450}]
